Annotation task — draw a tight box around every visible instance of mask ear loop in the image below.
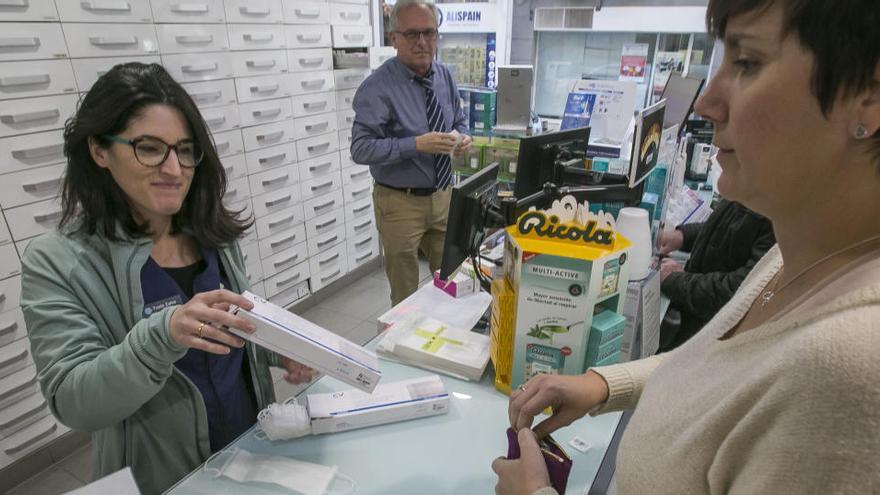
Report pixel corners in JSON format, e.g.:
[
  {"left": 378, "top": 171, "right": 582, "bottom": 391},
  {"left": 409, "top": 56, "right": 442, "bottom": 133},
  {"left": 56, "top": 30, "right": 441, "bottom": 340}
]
[
  {"left": 202, "top": 446, "right": 239, "bottom": 478},
  {"left": 325, "top": 470, "right": 356, "bottom": 495}
]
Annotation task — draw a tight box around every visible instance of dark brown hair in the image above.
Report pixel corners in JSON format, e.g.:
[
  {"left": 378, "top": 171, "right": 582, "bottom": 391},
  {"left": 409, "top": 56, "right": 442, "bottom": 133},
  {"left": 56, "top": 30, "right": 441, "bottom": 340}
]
[{"left": 60, "top": 62, "right": 252, "bottom": 246}]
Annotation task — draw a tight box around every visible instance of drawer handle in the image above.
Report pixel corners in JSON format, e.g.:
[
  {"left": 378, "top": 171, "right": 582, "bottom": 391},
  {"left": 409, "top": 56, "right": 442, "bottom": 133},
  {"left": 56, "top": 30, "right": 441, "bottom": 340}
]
[
  {"left": 253, "top": 107, "right": 281, "bottom": 118},
  {"left": 171, "top": 3, "right": 209, "bottom": 13},
  {"left": 0, "top": 292, "right": 5, "bottom": 303},
  {"left": 224, "top": 188, "right": 237, "bottom": 198},
  {"left": 256, "top": 130, "right": 284, "bottom": 142},
  {"left": 0, "top": 37, "right": 40, "bottom": 49},
  {"left": 239, "top": 6, "right": 270, "bottom": 16},
  {"left": 250, "top": 83, "right": 279, "bottom": 94},
  {"left": 0, "top": 0, "right": 29, "bottom": 6},
  {"left": 315, "top": 218, "right": 336, "bottom": 230},
  {"left": 340, "top": 11, "right": 362, "bottom": 20},
  {"left": 22, "top": 177, "right": 62, "bottom": 192},
  {"left": 355, "top": 236, "right": 372, "bottom": 247},
  {"left": 243, "top": 33, "right": 274, "bottom": 42},
  {"left": 0, "top": 74, "right": 50, "bottom": 87},
  {"left": 267, "top": 214, "right": 295, "bottom": 229},
  {"left": 300, "top": 79, "right": 324, "bottom": 89},
  {"left": 276, "top": 272, "right": 301, "bottom": 287},
  {"left": 306, "top": 141, "right": 330, "bottom": 152},
  {"left": 312, "top": 199, "right": 335, "bottom": 211},
  {"left": 354, "top": 220, "right": 372, "bottom": 232},
  {"left": 34, "top": 210, "right": 63, "bottom": 224},
  {"left": 344, "top": 116, "right": 354, "bottom": 124},
  {"left": 176, "top": 34, "right": 213, "bottom": 44},
  {"left": 182, "top": 62, "right": 218, "bottom": 73},
  {"left": 294, "top": 8, "right": 320, "bottom": 17},
  {"left": 342, "top": 75, "right": 363, "bottom": 82},
  {"left": 308, "top": 161, "right": 332, "bottom": 172},
  {"left": 269, "top": 233, "right": 297, "bottom": 248},
  {"left": 296, "top": 34, "right": 322, "bottom": 43},
  {"left": 258, "top": 152, "right": 286, "bottom": 164},
  {"left": 318, "top": 252, "right": 339, "bottom": 265},
  {"left": 190, "top": 90, "right": 221, "bottom": 103},
  {"left": 304, "top": 121, "right": 328, "bottom": 132},
  {"left": 246, "top": 59, "right": 276, "bottom": 69},
  {"left": 352, "top": 185, "right": 370, "bottom": 196},
  {"left": 204, "top": 115, "right": 226, "bottom": 127},
  {"left": 223, "top": 165, "right": 233, "bottom": 175},
  {"left": 273, "top": 254, "right": 299, "bottom": 269},
  {"left": 214, "top": 141, "right": 230, "bottom": 154},
  {"left": 12, "top": 143, "right": 63, "bottom": 160},
  {"left": 310, "top": 180, "right": 333, "bottom": 191},
  {"left": 0, "top": 108, "right": 60, "bottom": 125},
  {"left": 355, "top": 251, "right": 374, "bottom": 263},
  {"left": 302, "top": 101, "right": 327, "bottom": 110},
  {"left": 89, "top": 35, "right": 138, "bottom": 46},
  {"left": 352, "top": 203, "right": 371, "bottom": 213},
  {"left": 350, "top": 169, "right": 369, "bottom": 179},
  {"left": 298, "top": 57, "right": 323, "bottom": 66},
  {"left": 264, "top": 193, "right": 292, "bottom": 208},
  {"left": 320, "top": 270, "right": 341, "bottom": 283},
  {"left": 261, "top": 173, "right": 289, "bottom": 186},
  {"left": 0, "top": 348, "right": 27, "bottom": 369},
  {"left": 343, "top": 34, "right": 365, "bottom": 42},
  {"left": 0, "top": 375, "right": 37, "bottom": 402},
  {"left": 81, "top": 0, "right": 130, "bottom": 11},
  {"left": 0, "top": 320, "right": 17, "bottom": 337},
  {"left": 0, "top": 399, "right": 47, "bottom": 429},
  {"left": 5, "top": 422, "right": 57, "bottom": 456},
  {"left": 344, "top": 96, "right": 353, "bottom": 104},
  {"left": 317, "top": 238, "right": 338, "bottom": 250}
]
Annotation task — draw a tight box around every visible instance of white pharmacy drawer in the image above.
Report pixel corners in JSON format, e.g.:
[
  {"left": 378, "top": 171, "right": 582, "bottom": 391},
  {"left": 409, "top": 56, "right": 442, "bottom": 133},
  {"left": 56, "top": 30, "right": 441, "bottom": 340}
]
[
  {"left": 57, "top": 0, "right": 152, "bottom": 22},
  {"left": 287, "top": 48, "right": 332, "bottom": 72},
  {"left": 255, "top": 203, "right": 305, "bottom": 239},
  {"left": 1, "top": 162, "right": 65, "bottom": 209},
  {"left": 339, "top": 149, "right": 357, "bottom": 169},
  {"left": 298, "top": 152, "right": 340, "bottom": 183},
  {"left": 181, "top": 79, "right": 236, "bottom": 109},
  {"left": 62, "top": 23, "right": 159, "bottom": 58},
  {"left": 240, "top": 240, "right": 260, "bottom": 267},
  {"left": 238, "top": 98, "right": 293, "bottom": 128},
  {"left": 331, "top": 25, "right": 372, "bottom": 48},
  {"left": 249, "top": 281, "right": 266, "bottom": 298},
  {"left": 229, "top": 50, "right": 288, "bottom": 78},
  {"left": 0, "top": 416, "right": 63, "bottom": 465},
  {"left": 284, "top": 25, "right": 331, "bottom": 49},
  {"left": 333, "top": 68, "right": 368, "bottom": 90},
  {"left": 308, "top": 243, "right": 347, "bottom": 291},
  {"left": 220, "top": 152, "right": 247, "bottom": 180},
  {"left": 343, "top": 181, "right": 373, "bottom": 204},
  {"left": 245, "top": 257, "right": 264, "bottom": 285},
  {"left": 291, "top": 91, "right": 335, "bottom": 118},
  {"left": 337, "top": 129, "right": 352, "bottom": 150},
  {"left": 261, "top": 241, "right": 308, "bottom": 278},
  {"left": 292, "top": 112, "right": 337, "bottom": 140},
  {"left": 257, "top": 223, "right": 306, "bottom": 259},
  {"left": 299, "top": 170, "right": 341, "bottom": 202},
  {"left": 305, "top": 207, "right": 344, "bottom": 239},
  {"left": 151, "top": 0, "right": 226, "bottom": 23},
  {"left": 244, "top": 142, "right": 296, "bottom": 175},
  {"left": 348, "top": 231, "right": 380, "bottom": 269},
  {"left": 307, "top": 226, "right": 345, "bottom": 259},
  {"left": 201, "top": 104, "right": 240, "bottom": 133},
  {"left": 341, "top": 164, "right": 371, "bottom": 186},
  {"left": 295, "top": 131, "right": 339, "bottom": 161},
  {"left": 0, "top": 60, "right": 77, "bottom": 101},
  {"left": 335, "top": 88, "right": 356, "bottom": 110},
  {"left": 227, "top": 24, "right": 286, "bottom": 51},
  {"left": 4, "top": 196, "right": 62, "bottom": 241},
  {"left": 282, "top": 1, "right": 329, "bottom": 24},
  {"left": 160, "top": 52, "right": 233, "bottom": 82},
  {"left": 0, "top": 366, "right": 38, "bottom": 413},
  {"left": 0, "top": 337, "right": 29, "bottom": 380},
  {"left": 329, "top": 3, "right": 369, "bottom": 25},
  {"left": 263, "top": 261, "right": 309, "bottom": 299},
  {"left": 345, "top": 215, "right": 376, "bottom": 240},
  {"left": 248, "top": 162, "right": 299, "bottom": 197},
  {"left": 0, "top": 309, "right": 26, "bottom": 349},
  {"left": 331, "top": 0, "right": 369, "bottom": 5},
  {"left": 0, "top": 276, "right": 21, "bottom": 315},
  {"left": 0, "top": 210, "right": 10, "bottom": 245},
  {"left": 234, "top": 73, "right": 290, "bottom": 104},
  {"left": 251, "top": 184, "right": 301, "bottom": 218},
  {"left": 302, "top": 187, "right": 343, "bottom": 221},
  {"left": 222, "top": 176, "right": 251, "bottom": 206},
  {"left": 288, "top": 70, "right": 334, "bottom": 96},
  {"left": 71, "top": 55, "right": 160, "bottom": 92},
  {"left": 0, "top": 129, "right": 65, "bottom": 175},
  {"left": 0, "top": 244, "right": 20, "bottom": 280},
  {"left": 369, "top": 46, "right": 395, "bottom": 69},
  {"left": 156, "top": 24, "right": 229, "bottom": 54},
  {"left": 212, "top": 128, "right": 244, "bottom": 157},
  {"left": 336, "top": 108, "right": 355, "bottom": 130},
  {"left": 0, "top": 0, "right": 58, "bottom": 22},
  {"left": 0, "top": 390, "right": 50, "bottom": 440},
  {"left": 224, "top": 0, "right": 283, "bottom": 24},
  {"left": 268, "top": 280, "right": 308, "bottom": 309},
  {"left": 344, "top": 196, "right": 373, "bottom": 223},
  {"left": 0, "top": 22, "right": 68, "bottom": 61},
  {"left": 239, "top": 224, "right": 257, "bottom": 248},
  {"left": 241, "top": 119, "right": 294, "bottom": 152},
  {"left": 0, "top": 93, "right": 78, "bottom": 138}
]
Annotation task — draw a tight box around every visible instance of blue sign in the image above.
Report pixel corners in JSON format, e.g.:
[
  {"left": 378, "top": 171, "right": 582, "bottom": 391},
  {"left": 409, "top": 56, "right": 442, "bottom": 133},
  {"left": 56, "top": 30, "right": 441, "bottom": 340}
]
[
  {"left": 485, "top": 33, "right": 496, "bottom": 89},
  {"left": 560, "top": 92, "right": 598, "bottom": 130}
]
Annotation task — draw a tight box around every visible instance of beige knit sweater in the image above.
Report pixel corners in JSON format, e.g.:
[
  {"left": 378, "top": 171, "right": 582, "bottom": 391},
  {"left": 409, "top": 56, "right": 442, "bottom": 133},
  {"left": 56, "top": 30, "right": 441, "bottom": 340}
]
[{"left": 533, "top": 246, "right": 880, "bottom": 495}]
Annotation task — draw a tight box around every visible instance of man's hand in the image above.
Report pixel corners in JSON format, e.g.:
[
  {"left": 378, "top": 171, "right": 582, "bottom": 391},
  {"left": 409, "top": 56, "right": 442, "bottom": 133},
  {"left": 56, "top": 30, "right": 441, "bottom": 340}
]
[
  {"left": 415, "top": 132, "right": 459, "bottom": 154},
  {"left": 659, "top": 258, "right": 684, "bottom": 281},
  {"left": 280, "top": 358, "right": 316, "bottom": 384},
  {"left": 657, "top": 228, "right": 684, "bottom": 256},
  {"left": 454, "top": 134, "right": 473, "bottom": 157}
]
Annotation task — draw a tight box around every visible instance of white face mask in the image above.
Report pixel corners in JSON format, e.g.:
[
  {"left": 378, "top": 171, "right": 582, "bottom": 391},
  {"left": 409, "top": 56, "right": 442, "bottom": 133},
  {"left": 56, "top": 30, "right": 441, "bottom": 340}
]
[
  {"left": 256, "top": 399, "right": 312, "bottom": 441},
  {"left": 204, "top": 447, "right": 354, "bottom": 495}
]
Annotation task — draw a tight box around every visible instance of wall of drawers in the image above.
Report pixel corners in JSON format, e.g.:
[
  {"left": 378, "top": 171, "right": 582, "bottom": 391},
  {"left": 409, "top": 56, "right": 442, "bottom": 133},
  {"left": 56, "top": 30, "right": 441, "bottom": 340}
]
[{"left": 0, "top": 0, "right": 385, "bottom": 473}]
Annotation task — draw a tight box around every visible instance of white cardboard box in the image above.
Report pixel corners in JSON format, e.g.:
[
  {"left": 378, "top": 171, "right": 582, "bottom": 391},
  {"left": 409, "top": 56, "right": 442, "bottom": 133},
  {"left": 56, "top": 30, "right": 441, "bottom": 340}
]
[
  {"left": 307, "top": 375, "right": 449, "bottom": 434},
  {"left": 231, "top": 291, "right": 381, "bottom": 392}
]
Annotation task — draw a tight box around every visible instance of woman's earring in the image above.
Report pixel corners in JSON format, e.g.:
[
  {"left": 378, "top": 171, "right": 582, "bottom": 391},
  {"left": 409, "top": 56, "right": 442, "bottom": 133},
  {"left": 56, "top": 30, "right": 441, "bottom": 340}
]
[{"left": 855, "top": 124, "right": 870, "bottom": 139}]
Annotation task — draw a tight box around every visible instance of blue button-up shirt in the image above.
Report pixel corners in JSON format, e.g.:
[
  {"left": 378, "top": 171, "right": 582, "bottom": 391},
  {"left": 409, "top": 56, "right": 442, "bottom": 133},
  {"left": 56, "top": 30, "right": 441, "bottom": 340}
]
[{"left": 350, "top": 56, "right": 468, "bottom": 188}]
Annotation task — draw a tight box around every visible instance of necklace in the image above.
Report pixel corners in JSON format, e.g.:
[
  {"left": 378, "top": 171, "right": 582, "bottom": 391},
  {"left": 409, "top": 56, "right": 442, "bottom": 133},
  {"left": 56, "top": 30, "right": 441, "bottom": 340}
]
[{"left": 760, "top": 232, "right": 880, "bottom": 307}]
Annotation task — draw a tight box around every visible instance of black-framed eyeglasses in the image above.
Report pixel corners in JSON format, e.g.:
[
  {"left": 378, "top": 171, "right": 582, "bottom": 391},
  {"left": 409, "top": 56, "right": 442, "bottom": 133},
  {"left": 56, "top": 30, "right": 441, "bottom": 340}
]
[
  {"left": 102, "top": 134, "right": 203, "bottom": 168},
  {"left": 395, "top": 29, "right": 438, "bottom": 42}
]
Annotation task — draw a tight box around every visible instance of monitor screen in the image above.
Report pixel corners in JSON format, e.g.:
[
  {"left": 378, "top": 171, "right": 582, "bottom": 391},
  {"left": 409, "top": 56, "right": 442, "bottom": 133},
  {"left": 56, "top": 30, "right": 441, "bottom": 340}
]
[
  {"left": 513, "top": 127, "right": 591, "bottom": 199},
  {"left": 628, "top": 99, "right": 666, "bottom": 188},
  {"left": 660, "top": 72, "right": 704, "bottom": 131}
]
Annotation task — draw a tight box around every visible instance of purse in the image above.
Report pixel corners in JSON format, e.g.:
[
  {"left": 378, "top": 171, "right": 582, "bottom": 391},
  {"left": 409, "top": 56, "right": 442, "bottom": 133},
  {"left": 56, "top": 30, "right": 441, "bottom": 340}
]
[{"left": 506, "top": 427, "right": 573, "bottom": 494}]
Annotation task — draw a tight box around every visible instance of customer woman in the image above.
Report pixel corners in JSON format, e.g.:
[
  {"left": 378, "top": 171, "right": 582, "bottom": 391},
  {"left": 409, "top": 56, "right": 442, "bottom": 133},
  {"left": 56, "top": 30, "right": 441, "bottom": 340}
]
[
  {"left": 493, "top": 0, "right": 880, "bottom": 493},
  {"left": 21, "top": 63, "right": 313, "bottom": 494}
]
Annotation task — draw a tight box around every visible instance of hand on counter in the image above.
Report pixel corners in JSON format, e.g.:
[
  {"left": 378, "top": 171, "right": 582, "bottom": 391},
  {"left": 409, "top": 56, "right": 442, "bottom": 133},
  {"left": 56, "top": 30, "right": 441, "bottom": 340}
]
[
  {"left": 508, "top": 371, "right": 610, "bottom": 440},
  {"left": 492, "top": 428, "right": 552, "bottom": 495},
  {"left": 659, "top": 258, "right": 685, "bottom": 281}
]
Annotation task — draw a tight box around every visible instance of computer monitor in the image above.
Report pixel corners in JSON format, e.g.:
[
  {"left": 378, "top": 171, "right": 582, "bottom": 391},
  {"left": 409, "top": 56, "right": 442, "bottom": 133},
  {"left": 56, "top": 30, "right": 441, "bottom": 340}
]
[
  {"left": 513, "top": 126, "right": 591, "bottom": 199},
  {"left": 628, "top": 99, "right": 666, "bottom": 188},
  {"left": 438, "top": 163, "right": 501, "bottom": 281},
  {"left": 660, "top": 72, "right": 704, "bottom": 131}
]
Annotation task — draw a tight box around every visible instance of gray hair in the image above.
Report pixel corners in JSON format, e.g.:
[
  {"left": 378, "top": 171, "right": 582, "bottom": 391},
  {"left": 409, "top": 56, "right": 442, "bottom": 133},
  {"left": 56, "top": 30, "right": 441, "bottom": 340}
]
[{"left": 388, "top": 0, "right": 439, "bottom": 32}]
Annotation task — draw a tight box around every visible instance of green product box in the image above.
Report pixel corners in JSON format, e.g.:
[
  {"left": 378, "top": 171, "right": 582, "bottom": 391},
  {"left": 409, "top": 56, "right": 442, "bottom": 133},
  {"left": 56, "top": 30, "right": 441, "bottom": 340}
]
[
  {"left": 593, "top": 347, "right": 622, "bottom": 367},
  {"left": 585, "top": 334, "right": 623, "bottom": 368}
]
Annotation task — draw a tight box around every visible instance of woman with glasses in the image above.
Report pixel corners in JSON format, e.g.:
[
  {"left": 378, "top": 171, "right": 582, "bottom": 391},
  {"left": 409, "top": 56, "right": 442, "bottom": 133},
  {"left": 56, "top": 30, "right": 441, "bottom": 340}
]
[{"left": 20, "top": 62, "right": 313, "bottom": 493}]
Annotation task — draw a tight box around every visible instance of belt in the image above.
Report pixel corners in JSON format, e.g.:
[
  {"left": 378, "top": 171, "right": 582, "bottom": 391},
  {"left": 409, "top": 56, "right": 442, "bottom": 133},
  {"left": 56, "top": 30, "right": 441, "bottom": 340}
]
[{"left": 377, "top": 182, "right": 439, "bottom": 197}]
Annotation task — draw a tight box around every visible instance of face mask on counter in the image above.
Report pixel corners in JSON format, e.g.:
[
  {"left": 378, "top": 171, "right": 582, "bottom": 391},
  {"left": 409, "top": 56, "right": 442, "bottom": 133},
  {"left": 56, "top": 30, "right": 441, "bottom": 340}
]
[
  {"left": 256, "top": 398, "right": 312, "bottom": 441},
  {"left": 204, "top": 447, "right": 354, "bottom": 495}
]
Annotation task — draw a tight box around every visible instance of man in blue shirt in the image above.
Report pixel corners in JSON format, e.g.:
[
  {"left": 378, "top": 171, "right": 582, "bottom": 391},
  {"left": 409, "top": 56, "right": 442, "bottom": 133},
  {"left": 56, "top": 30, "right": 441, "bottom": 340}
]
[{"left": 351, "top": 0, "right": 471, "bottom": 305}]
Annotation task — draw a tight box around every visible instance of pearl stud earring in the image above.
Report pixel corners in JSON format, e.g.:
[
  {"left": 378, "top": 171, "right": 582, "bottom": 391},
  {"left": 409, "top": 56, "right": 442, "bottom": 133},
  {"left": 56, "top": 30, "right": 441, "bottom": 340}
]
[{"left": 855, "top": 124, "right": 870, "bottom": 139}]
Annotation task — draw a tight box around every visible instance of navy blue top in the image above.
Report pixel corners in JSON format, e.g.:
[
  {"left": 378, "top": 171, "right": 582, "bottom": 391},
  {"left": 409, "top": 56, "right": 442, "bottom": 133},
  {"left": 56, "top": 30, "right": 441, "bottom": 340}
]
[
  {"left": 350, "top": 57, "right": 468, "bottom": 188},
  {"left": 140, "top": 246, "right": 258, "bottom": 452}
]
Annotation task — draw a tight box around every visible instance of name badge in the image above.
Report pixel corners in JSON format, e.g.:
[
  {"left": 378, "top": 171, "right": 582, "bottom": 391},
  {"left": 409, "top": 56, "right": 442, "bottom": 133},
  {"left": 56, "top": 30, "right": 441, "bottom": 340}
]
[{"left": 143, "top": 294, "right": 184, "bottom": 318}]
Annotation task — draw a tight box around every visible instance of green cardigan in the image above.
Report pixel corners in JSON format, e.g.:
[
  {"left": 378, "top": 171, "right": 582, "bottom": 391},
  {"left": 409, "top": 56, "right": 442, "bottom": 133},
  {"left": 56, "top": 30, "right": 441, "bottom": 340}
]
[{"left": 20, "top": 230, "right": 278, "bottom": 494}]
